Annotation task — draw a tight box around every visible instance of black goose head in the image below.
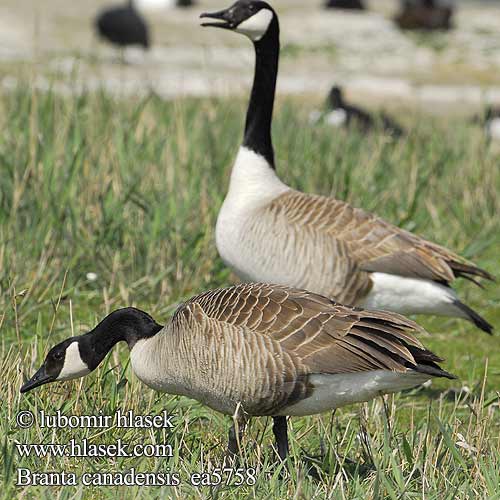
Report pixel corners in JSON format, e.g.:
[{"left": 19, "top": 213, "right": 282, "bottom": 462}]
[
  {"left": 20, "top": 308, "right": 163, "bottom": 394},
  {"left": 201, "top": 0, "right": 277, "bottom": 43}
]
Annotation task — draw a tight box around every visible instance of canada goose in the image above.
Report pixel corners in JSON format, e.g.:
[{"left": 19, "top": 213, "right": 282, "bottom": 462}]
[
  {"left": 473, "top": 106, "right": 500, "bottom": 142},
  {"left": 395, "top": 0, "right": 454, "bottom": 31},
  {"left": 310, "top": 85, "right": 404, "bottom": 138},
  {"left": 201, "top": 1, "right": 493, "bottom": 334},
  {"left": 21, "top": 283, "right": 455, "bottom": 460},
  {"left": 324, "top": 0, "right": 366, "bottom": 10},
  {"left": 95, "top": 1, "right": 150, "bottom": 52}
]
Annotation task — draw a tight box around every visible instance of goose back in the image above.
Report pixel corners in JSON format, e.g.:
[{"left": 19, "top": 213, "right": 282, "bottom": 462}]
[{"left": 217, "top": 188, "right": 492, "bottom": 306}]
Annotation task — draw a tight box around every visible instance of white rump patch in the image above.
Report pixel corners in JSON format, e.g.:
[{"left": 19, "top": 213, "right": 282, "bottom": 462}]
[
  {"left": 57, "top": 342, "right": 91, "bottom": 381},
  {"left": 280, "top": 370, "right": 431, "bottom": 416},
  {"left": 236, "top": 9, "right": 274, "bottom": 41},
  {"left": 325, "top": 109, "right": 348, "bottom": 127},
  {"left": 359, "top": 272, "right": 463, "bottom": 318}
]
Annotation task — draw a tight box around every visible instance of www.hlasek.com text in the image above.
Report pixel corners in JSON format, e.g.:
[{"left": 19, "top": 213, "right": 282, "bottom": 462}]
[{"left": 16, "top": 438, "right": 173, "bottom": 459}]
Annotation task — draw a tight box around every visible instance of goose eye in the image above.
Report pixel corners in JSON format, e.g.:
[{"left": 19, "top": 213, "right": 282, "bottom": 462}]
[{"left": 53, "top": 352, "right": 63, "bottom": 360}]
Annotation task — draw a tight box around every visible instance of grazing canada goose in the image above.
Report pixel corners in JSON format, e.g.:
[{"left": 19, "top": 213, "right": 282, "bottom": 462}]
[
  {"left": 201, "top": 0, "right": 494, "bottom": 334},
  {"left": 324, "top": 0, "right": 366, "bottom": 10},
  {"left": 310, "top": 85, "right": 404, "bottom": 137},
  {"left": 95, "top": 1, "right": 150, "bottom": 52},
  {"left": 21, "top": 283, "right": 455, "bottom": 460},
  {"left": 395, "top": 0, "right": 454, "bottom": 31}
]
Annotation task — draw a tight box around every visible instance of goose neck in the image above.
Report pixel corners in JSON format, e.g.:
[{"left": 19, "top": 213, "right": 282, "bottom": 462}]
[
  {"left": 243, "top": 20, "right": 280, "bottom": 169},
  {"left": 81, "top": 308, "right": 163, "bottom": 370}
]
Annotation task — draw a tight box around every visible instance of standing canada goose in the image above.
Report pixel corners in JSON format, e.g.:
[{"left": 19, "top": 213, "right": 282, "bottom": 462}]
[
  {"left": 95, "top": 1, "right": 150, "bottom": 52},
  {"left": 310, "top": 85, "right": 404, "bottom": 138},
  {"left": 21, "top": 283, "right": 455, "bottom": 460},
  {"left": 324, "top": 0, "right": 366, "bottom": 10},
  {"left": 395, "top": 0, "right": 454, "bottom": 31},
  {"left": 201, "top": 1, "right": 493, "bottom": 334}
]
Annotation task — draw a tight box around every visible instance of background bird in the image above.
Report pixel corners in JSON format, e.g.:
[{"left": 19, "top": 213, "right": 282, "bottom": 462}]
[
  {"left": 133, "top": 0, "right": 196, "bottom": 9},
  {"left": 310, "top": 85, "right": 405, "bottom": 137},
  {"left": 324, "top": 0, "right": 366, "bottom": 10},
  {"left": 395, "top": 0, "right": 454, "bottom": 31},
  {"left": 95, "top": 0, "right": 150, "bottom": 55},
  {"left": 473, "top": 106, "right": 500, "bottom": 142}
]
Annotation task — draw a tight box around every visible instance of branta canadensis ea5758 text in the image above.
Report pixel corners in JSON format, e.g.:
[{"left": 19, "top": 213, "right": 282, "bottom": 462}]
[
  {"left": 201, "top": 1, "right": 493, "bottom": 334},
  {"left": 310, "top": 85, "right": 404, "bottom": 137},
  {"left": 21, "top": 283, "right": 455, "bottom": 460},
  {"left": 324, "top": 0, "right": 366, "bottom": 10},
  {"left": 95, "top": 1, "right": 150, "bottom": 51},
  {"left": 395, "top": 0, "right": 454, "bottom": 31}
]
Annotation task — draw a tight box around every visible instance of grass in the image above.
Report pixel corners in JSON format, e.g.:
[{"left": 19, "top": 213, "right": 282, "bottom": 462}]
[{"left": 0, "top": 84, "right": 499, "bottom": 499}]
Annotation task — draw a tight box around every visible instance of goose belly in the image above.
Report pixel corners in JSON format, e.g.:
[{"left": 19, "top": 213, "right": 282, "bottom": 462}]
[
  {"left": 135, "top": 375, "right": 245, "bottom": 416},
  {"left": 132, "top": 349, "right": 249, "bottom": 416},
  {"left": 279, "top": 370, "right": 430, "bottom": 416}
]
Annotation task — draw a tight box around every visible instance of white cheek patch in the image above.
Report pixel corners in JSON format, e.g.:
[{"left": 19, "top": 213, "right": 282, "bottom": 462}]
[
  {"left": 57, "top": 342, "right": 91, "bottom": 381},
  {"left": 235, "top": 9, "right": 274, "bottom": 41}
]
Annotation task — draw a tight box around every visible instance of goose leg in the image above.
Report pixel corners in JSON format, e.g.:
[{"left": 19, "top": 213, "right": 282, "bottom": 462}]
[
  {"left": 227, "top": 406, "right": 247, "bottom": 458},
  {"left": 272, "top": 416, "right": 289, "bottom": 461},
  {"left": 227, "top": 420, "right": 246, "bottom": 456}
]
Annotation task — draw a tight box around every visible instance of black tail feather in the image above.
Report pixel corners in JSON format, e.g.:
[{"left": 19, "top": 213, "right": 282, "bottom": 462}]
[
  {"left": 414, "top": 363, "right": 457, "bottom": 380},
  {"left": 407, "top": 345, "right": 457, "bottom": 380},
  {"left": 450, "top": 261, "right": 495, "bottom": 284},
  {"left": 453, "top": 300, "right": 493, "bottom": 335}
]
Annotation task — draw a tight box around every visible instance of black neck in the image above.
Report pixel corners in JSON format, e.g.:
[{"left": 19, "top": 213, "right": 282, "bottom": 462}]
[
  {"left": 80, "top": 308, "right": 163, "bottom": 370},
  {"left": 243, "top": 16, "right": 280, "bottom": 169}
]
